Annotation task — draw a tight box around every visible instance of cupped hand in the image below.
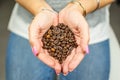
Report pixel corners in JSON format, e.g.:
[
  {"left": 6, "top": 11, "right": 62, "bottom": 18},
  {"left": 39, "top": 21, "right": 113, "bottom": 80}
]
[
  {"left": 29, "top": 9, "right": 61, "bottom": 75},
  {"left": 59, "top": 3, "right": 90, "bottom": 75}
]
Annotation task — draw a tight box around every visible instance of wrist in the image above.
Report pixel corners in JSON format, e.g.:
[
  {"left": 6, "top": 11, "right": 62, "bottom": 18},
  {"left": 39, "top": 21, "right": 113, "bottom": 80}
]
[
  {"left": 33, "top": 1, "right": 53, "bottom": 16},
  {"left": 67, "top": 2, "right": 84, "bottom": 16},
  {"left": 72, "top": 0, "right": 115, "bottom": 14},
  {"left": 70, "top": 1, "right": 86, "bottom": 16},
  {"left": 74, "top": 0, "right": 97, "bottom": 14},
  {"left": 16, "top": 0, "right": 54, "bottom": 16}
]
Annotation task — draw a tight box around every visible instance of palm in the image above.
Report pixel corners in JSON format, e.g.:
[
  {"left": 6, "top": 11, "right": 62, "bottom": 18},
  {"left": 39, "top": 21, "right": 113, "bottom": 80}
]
[
  {"left": 29, "top": 10, "right": 61, "bottom": 74},
  {"left": 59, "top": 3, "right": 89, "bottom": 75}
]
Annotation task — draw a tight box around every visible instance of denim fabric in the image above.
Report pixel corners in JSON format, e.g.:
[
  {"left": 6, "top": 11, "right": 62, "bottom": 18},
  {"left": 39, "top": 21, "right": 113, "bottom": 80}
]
[{"left": 6, "top": 33, "right": 110, "bottom": 80}]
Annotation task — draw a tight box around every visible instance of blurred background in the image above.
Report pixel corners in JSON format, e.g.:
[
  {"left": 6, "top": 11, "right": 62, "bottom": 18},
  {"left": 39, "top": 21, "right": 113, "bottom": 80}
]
[{"left": 0, "top": 0, "right": 120, "bottom": 80}]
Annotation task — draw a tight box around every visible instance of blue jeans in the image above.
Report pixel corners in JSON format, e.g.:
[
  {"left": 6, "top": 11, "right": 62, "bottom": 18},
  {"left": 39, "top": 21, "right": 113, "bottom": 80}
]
[{"left": 6, "top": 33, "right": 110, "bottom": 80}]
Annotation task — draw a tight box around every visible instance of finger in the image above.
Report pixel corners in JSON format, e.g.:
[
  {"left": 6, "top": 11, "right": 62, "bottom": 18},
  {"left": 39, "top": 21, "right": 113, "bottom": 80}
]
[
  {"left": 78, "top": 21, "right": 90, "bottom": 53},
  {"left": 68, "top": 46, "right": 85, "bottom": 72},
  {"left": 29, "top": 31, "right": 41, "bottom": 55},
  {"left": 53, "top": 13, "right": 59, "bottom": 26},
  {"left": 80, "top": 28, "right": 90, "bottom": 53},
  {"left": 31, "top": 41, "right": 40, "bottom": 56},
  {"left": 54, "top": 60, "right": 61, "bottom": 75},
  {"left": 28, "top": 17, "right": 42, "bottom": 54},
  {"left": 38, "top": 51, "right": 55, "bottom": 69},
  {"left": 72, "top": 23, "right": 89, "bottom": 54},
  {"left": 44, "top": 50, "right": 61, "bottom": 74},
  {"left": 58, "top": 13, "right": 64, "bottom": 24},
  {"left": 62, "top": 48, "right": 76, "bottom": 75}
]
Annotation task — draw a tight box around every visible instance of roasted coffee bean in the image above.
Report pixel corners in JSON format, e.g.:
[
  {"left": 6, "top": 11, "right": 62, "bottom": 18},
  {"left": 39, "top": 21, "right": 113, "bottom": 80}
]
[
  {"left": 46, "top": 34, "right": 50, "bottom": 38},
  {"left": 47, "top": 29, "right": 52, "bottom": 34},
  {"left": 51, "top": 48, "right": 55, "bottom": 52},
  {"left": 42, "top": 23, "right": 78, "bottom": 64}
]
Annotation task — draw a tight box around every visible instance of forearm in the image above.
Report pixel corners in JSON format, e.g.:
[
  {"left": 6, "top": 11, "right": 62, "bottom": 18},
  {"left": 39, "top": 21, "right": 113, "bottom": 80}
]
[
  {"left": 75, "top": 0, "right": 115, "bottom": 14},
  {"left": 16, "top": 0, "right": 52, "bottom": 16}
]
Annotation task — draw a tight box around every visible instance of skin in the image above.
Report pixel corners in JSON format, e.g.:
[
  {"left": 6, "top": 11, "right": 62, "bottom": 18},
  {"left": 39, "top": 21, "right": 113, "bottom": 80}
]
[
  {"left": 59, "top": 3, "right": 89, "bottom": 75},
  {"left": 16, "top": 0, "right": 115, "bottom": 76},
  {"left": 29, "top": 3, "right": 89, "bottom": 75},
  {"left": 29, "top": 9, "right": 62, "bottom": 74}
]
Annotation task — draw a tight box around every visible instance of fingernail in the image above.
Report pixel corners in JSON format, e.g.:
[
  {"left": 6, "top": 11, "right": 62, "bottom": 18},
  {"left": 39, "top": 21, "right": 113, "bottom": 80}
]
[
  {"left": 56, "top": 72, "right": 60, "bottom": 76},
  {"left": 32, "top": 47, "right": 38, "bottom": 56},
  {"left": 69, "top": 69, "right": 73, "bottom": 72},
  {"left": 63, "top": 73, "right": 68, "bottom": 76},
  {"left": 57, "top": 73, "right": 60, "bottom": 76},
  {"left": 56, "top": 71, "right": 60, "bottom": 76},
  {"left": 86, "top": 46, "right": 89, "bottom": 54}
]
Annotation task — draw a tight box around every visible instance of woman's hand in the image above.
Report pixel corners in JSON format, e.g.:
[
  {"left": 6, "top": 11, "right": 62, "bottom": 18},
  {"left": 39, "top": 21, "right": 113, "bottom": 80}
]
[
  {"left": 59, "top": 3, "right": 90, "bottom": 75},
  {"left": 29, "top": 9, "right": 61, "bottom": 75}
]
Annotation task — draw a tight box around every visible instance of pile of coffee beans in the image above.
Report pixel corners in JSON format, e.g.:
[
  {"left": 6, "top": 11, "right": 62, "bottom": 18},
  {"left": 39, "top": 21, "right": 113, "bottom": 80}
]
[{"left": 42, "top": 23, "right": 78, "bottom": 64}]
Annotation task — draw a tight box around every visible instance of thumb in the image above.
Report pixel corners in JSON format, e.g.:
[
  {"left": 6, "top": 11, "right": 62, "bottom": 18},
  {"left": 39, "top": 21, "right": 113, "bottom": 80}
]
[
  {"left": 28, "top": 23, "right": 42, "bottom": 56},
  {"left": 79, "top": 25, "right": 90, "bottom": 54},
  {"left": 31, "top": 39, "right": 41, "bottom": 56}
]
